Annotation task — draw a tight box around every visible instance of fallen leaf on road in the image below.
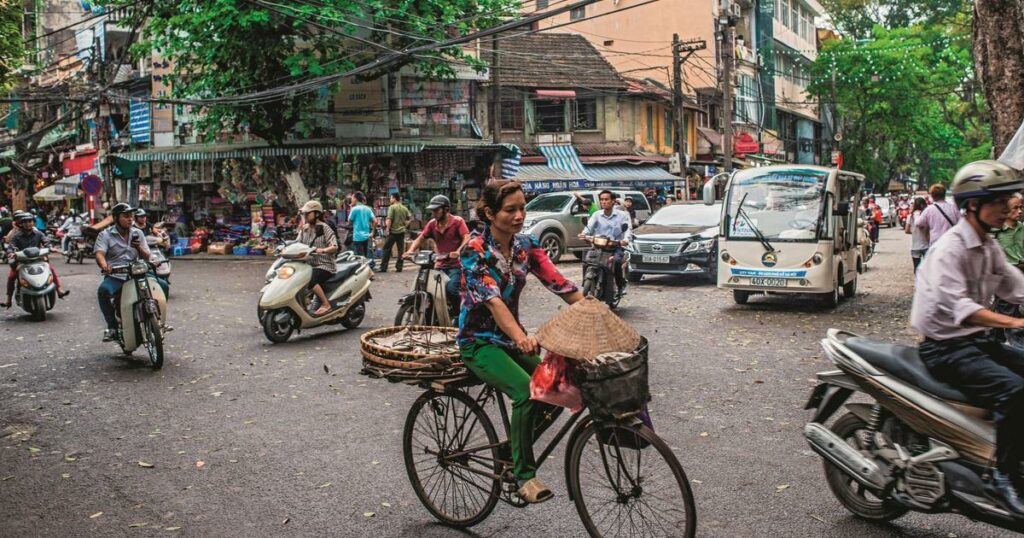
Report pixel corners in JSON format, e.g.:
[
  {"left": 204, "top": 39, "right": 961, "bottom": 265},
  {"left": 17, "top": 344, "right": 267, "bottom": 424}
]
[
  {"left": 323, "top": 364, "right": 329, "bottom": 374},
  {"left": 0, "top": 363, "right": 18, "bottom": 368},
  {"left": 318, "top": 482, "right": 332, "bottom": 488},
  {"left": 138, "top": 461, "right": 154, "bottom": 468},
  {"left": 363, "top": 512, "right": 375, "bottom": 518},
  {"left": 61, "top": 473, "right": 70, "bottom": 479},
  {"left": 371, "top": 460, "right": 379, "bottom": 465},
  {"left": 195, "top": 461, "right": 205, "bottom": 469},
  {"left": 691, "top": 480, "right": 703, "bottom": 484},
  {"left": 28, "top": 447, "right": 40, "bottom": 453},
  {"left": 1, "top": 476, "right": 13, "bottom": 481},
  {"left": 381, "top": 502, "right": 391, "bottom": 508},
  {"left": 282, "top": 518, "right": 290, "bottom": 525},
  {"left": 90, "top": 512, "right": 104, "bottom": 519},
  {"left": 64, "top": 455, "right": 77, "bottom": 462},
  {"left": 775, "top": 484, "right": 790, "bottom": 493},
  {"left": 699, "top": 432, "right": 708, "bottom": 437},
  {"left": 164, "top": 527, "right": 181, "bottom": 531},
  {"left": 228, "top": 459, "right": 238, "bottom": 463},
  {"left": 128, "top": 523, "right": 147, "bottom": 528},
  {"left": 210, "top": 392, "right": 223, "bottom": 397},
  {"left": 809, "top": 514, "right": 826, "bottom": 523}
]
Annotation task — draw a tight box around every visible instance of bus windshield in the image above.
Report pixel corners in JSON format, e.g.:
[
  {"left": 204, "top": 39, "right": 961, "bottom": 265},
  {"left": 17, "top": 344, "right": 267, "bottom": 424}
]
[{"left": 726, "top": 169, "right": 827, "bottom": 241}]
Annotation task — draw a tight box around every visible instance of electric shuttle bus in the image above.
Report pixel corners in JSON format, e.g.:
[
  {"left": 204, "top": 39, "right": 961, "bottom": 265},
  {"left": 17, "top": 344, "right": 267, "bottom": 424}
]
[{"left": 704, "top": 165, "right": 865, "bottom": 307}]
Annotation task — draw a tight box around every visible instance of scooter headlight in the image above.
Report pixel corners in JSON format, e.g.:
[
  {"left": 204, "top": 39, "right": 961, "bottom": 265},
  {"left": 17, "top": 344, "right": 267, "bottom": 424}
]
[
  {"left": 130, "top": 261, "right": 149, "bottom": 276},
  {"left": 276, "top": 266, "right": 295, "bottom": 279}
]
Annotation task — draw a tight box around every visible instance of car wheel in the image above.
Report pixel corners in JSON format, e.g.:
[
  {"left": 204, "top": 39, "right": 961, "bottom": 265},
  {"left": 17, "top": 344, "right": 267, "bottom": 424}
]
[
  {"left": 733, "top": 290, "right": 750, "bottom": 305},
  {"left": 572, "top": 252, "right": 584, "bottom": 260},
  {"left": 627, "top": 271, "right": 642, "bottom": 283},
  {"left": 539, "top": 231, "right": 563, "bottom": 263}
]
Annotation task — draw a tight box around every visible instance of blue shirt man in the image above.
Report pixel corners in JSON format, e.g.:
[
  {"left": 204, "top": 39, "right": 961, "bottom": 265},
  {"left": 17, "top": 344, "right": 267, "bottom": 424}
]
[
  {"left": 348, "top": 192, "right": 377, "bottom": 261},
  {"left": 580, "top": 190, "right": 632, "bottom": 294}
]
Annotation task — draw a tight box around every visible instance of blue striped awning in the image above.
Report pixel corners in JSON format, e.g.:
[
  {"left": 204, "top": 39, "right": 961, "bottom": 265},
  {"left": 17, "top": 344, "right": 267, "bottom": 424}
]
[
  {"left": 584, "top": 164, "right": 680, "bottom": 183},
  {"left": 538, "top": 144, "right": 586, "bottom": 176}
]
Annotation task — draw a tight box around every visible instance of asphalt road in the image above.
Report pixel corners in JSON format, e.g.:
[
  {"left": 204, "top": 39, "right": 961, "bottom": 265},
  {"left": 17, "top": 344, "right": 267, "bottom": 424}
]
[{"left": 0, "top": 227, "right": 1015, "bottom": 537}]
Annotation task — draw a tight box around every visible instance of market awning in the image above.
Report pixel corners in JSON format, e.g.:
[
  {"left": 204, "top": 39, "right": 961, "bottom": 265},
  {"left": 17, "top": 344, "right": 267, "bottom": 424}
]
[
  {"left": 0, "top": 129, "right": 75, "bottom": 160},
  {"left": 535, "top": 90, "right": 577, "bottom": 99},
  {"left": 113, "top": 140, "right": 520, "bottom": 162},
  {"left": 33, "top": 184, "right": 80, "bottom": 202},
  {"left": 584, "top": 164, "right": 680, "bottom": 188},
  {"left": 513, "top": 164, "right": 589, "bottom": 193},
  {"left": 538, "top": 145, "right": 587, "bottom": 176},
  {"left": 54, "top": 175, "right": 82, "bottom": 196}
]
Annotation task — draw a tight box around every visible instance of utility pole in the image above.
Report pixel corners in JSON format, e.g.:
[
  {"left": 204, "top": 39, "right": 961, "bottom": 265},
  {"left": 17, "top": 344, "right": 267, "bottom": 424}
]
[
  {"left": 491, "top": 35, "right": 501, "bottom": 143},
  {"left": 719, "top": 1, "right": 736, "bottom": 172},
  {"left": 673, "top": 34, "right": 706, "bottom": 201}
]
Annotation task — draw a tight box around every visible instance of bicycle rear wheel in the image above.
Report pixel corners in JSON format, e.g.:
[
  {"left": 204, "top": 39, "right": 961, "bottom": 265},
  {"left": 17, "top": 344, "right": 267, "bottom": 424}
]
[
  {"left": 403, "top": 390, "right": 501, "bottom": 527},
  {"left": 567, "top": 421, "right": 696, "bottom": 537}
]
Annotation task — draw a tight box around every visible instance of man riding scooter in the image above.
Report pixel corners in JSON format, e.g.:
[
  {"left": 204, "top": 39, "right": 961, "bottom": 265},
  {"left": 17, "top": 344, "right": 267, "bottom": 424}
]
[
  {"left": 403, "top": 195, "right": 470, "bottom": 307},
  {"left": 95, "top": 204, "right": 168, "bottom": 341},
  {"left": 2, "top": 212, "right": 70, "bottom": 308},
  {"left": 579, "top": 190, "right": 632, "bottom": 299},
  {"left": 912, "top": 160, "right": 1024, "bottom": 514}
]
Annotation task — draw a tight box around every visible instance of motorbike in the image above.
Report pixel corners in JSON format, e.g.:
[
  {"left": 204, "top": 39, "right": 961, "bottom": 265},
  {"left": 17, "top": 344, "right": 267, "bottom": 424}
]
[
  {"left": 897, "top": 204, "right": 911, "bottom": 228},
  {"left": 394, "top": 250, "right": 458, "bottom": 327},
  {"left": 108, "top": 261, "right": 168, "bottom": 369},
  {"left": 581, "top": 235, "right": 629, "bottom": 310},
  {"left": 8, "top": 247, "right": 57, "bottom": 321},
  {"left": 146, "top": 235, "right": 172, "bottom": 286},
  {"left": 257, "top": 243, "right": 372, "bottom": 343},
  {"left": 804, "top": 328, "right": 1024, "bottom": 533}
]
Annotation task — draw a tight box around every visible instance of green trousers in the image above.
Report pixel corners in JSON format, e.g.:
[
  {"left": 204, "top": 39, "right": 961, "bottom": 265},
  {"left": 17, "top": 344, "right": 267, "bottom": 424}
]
[{"left": 461, "top": 340, "right": 561, "bottom": 480}]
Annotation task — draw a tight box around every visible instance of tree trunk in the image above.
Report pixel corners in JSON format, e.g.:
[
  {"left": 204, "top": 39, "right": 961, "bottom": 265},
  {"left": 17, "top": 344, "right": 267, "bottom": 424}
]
[{"left": 974, "top": 0, "right": 1024, "bottom": 154}]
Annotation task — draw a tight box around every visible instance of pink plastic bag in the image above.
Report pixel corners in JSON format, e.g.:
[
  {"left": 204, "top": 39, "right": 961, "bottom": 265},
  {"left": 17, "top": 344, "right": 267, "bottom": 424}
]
[{"left": 530, "top": 353, "right": 584, "bottom": 413}]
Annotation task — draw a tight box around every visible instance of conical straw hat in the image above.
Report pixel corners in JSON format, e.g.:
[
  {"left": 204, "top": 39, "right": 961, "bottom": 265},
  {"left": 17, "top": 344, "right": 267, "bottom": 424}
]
[{"left": 536, "top": 297, "right": 641, "bottom": 360}]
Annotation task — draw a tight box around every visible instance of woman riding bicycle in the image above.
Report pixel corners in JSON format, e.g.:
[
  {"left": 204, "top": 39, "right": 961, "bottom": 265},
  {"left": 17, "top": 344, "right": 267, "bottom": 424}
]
[{"left": 459, "top": 179, "right": 583, "bottom": 504}]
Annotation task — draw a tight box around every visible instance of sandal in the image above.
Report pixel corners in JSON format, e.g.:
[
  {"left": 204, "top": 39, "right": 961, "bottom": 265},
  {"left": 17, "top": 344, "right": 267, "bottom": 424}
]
[
  {"left": 517, "top": 478, "right": 554, "bottom": 504},
  {"left": 313, "top": 305, "right": 331, "bottom": 317}
]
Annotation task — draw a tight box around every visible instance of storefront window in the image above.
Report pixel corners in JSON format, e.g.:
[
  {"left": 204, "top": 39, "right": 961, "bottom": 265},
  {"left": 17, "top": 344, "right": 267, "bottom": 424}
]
[
  {"left": 399, "top": 78, "right": 472, "bottom": 137},
  {"left": 646, "top": 105, "right": 654, "bottom": 144},
  {"left": 573, "top": 98, "right": 597, "bottom": 130},
  {"left": 535, "top": 99, "right": 566, "bottom": 133},
  {"left": 664, "top": 110, "right": 673, "bottom": 147},
  {"left": 570, "top": 6, "right": 585, "bottom": 20}
]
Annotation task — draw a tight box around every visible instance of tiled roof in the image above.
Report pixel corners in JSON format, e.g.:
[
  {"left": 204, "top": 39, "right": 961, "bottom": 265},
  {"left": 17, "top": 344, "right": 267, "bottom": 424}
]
[{"left": 490, "top": 32, "right": 627, "bottom": 90}]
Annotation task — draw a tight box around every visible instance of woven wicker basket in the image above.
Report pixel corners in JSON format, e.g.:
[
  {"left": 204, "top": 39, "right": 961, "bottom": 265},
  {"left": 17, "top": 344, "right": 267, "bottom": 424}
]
[{"left": 359, "top": 325, "right": 461, "bottom": 372}]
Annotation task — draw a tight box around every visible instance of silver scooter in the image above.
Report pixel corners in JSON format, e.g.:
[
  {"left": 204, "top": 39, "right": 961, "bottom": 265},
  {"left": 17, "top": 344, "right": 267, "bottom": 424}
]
[
  {"left": 257, "top": 243, "right": 372, "bottom": 343},
  {"left": 8, "top": 247, "right": 57, "bottom": 321}
]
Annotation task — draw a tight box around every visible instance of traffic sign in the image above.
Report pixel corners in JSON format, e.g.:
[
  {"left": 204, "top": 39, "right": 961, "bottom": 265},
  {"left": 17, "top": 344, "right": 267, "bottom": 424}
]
[{"left": 81, "top": 174, "right": 102, "bottom": 195}]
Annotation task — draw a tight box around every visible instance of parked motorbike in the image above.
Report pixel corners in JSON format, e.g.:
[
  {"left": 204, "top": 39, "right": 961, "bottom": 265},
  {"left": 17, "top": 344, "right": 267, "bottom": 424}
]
[
  {"left": 804, "top": 329, "right": 1024, "bottom": 533},
  {"left": 257, "top": 243, "right": 372, "bottom": 343},
  {"left": 108, "top": 261, "right": 168, "bottom": 369},
  {"left": 7, "top": 247, "right": 57, "bottom": 321},
  {"left": 394, "top": 250, "right": 458, "bottom": 327},
  {"left": 581, "top": 235, "right": 629, "bottom": 310}
]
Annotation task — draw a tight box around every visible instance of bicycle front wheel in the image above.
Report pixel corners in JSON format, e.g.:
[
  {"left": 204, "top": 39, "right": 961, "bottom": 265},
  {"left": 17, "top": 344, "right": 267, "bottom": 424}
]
[
  {"left": 402, "top": 390, "right": 501, "bottom": 527},
  {"left": 567, "top": 421, "right": 696, "bottom": 537}
]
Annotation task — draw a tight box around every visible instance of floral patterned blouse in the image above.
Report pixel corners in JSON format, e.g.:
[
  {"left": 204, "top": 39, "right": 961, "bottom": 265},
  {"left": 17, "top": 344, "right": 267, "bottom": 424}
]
[{"left": 457, "top": 226, "right": 578, "bottom": 349}]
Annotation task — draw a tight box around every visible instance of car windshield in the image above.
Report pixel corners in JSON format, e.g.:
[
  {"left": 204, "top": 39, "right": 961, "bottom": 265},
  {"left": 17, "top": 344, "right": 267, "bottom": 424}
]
[
  {"left": 726, "top": 168, "right": 827, "bottom": 241},
  {"left": 645, "top": 204, "right": 721, "bottom": 227},
  {"left": 526, "top": 194, "right": 571, "bottom": 213}
]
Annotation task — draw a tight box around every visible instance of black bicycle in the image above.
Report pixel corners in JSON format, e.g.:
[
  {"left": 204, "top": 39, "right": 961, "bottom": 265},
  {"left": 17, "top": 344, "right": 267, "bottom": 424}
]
[{"left": 402, "top": 374, "right": 697, "bottom": 536}]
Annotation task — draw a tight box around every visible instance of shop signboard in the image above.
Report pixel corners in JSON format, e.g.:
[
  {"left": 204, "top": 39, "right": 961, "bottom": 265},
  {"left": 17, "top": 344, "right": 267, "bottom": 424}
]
[
  {"left": 334, "top": 76, "right": 385, "bottom": 123},
  {"left": 151, "top": 54, "right": 174, "bottom": 136}
]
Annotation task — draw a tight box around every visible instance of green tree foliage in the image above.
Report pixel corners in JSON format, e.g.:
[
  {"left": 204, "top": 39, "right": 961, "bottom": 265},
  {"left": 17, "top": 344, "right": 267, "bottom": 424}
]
[
  {"left": 98, "top": 0, "right": 517, "bottom": 144},
  {"left": 807, "top": 19, "right": 988, "bottom": 187},
  {"left": 818, "top": 0, "right": 967, "bottom": 39},
  {"left": 0, "top": 0, "right": 24, "bottom": 90}
]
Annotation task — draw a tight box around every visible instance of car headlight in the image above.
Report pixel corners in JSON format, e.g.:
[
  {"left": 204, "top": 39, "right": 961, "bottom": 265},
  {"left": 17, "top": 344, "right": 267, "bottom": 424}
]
[
  {"left": 522, "top": 219, "right": 536, "bottom": 229},
  {"left": 276, "top": 266, "right": 295, "bottom": 279},
  {"left": 683, "top": 239, "right": 714, "bottom": 253}
]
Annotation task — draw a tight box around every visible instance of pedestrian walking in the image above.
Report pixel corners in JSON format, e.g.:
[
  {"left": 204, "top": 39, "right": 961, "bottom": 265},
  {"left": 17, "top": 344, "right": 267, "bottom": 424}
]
[
  {"left": 905, "top": 196, "right": 929, "bottom": 272},
  {"left": 996, "top": 193, "right": 1024, "bottom": 268},
  {"left": 915, "top": 183, "right": 960, "bottom": 244},
  {"left": 380, "top": 193, "right": 411, "bottom": 272},
  {"left": 348, "top": 192, "right": 377, "bottom": 266}
]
